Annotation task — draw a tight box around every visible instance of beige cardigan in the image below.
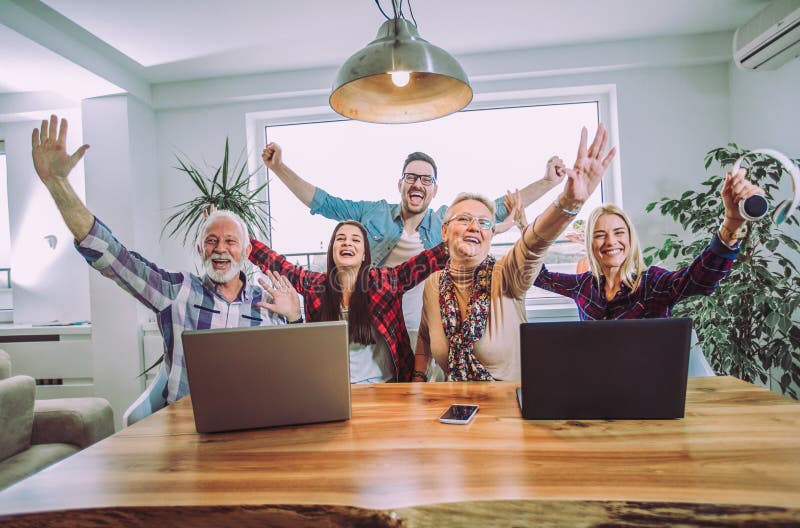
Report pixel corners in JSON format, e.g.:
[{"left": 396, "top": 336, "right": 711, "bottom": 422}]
[{"left": 416, "top": 228, "right": 552, "bottom": 381}]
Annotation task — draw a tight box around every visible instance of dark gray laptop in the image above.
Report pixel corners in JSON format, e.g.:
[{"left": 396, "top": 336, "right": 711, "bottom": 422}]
[
  {"left": 517, "top": 318, "right": 692, "bottom": 420},
  {"left": 182, "top": 321, "right": 351, "bottom": 433}
]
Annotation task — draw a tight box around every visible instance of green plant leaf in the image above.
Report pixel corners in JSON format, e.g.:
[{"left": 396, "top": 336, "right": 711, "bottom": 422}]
[{"left": 648, "top": 143, "right": 800, "bottom": 397}]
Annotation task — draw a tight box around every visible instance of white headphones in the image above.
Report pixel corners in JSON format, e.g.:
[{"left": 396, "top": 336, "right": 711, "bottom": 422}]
[{"left": 732, "top": 148, "right": 800, "bottom": 224}]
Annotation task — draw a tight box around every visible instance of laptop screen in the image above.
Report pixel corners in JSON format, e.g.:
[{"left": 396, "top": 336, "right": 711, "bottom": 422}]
[
  {"left": 182, "top": 321, "right": 351, "bottom": 433},
  {"left": 519, "top": 318, "right": 692, "bottom": 420}
]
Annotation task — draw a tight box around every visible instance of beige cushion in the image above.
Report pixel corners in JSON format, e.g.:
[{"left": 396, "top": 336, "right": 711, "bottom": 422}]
[
  {"left": 0, "top": 375, "right": 35, "bottom": 461},
  {"left": 33, "top": 397, "right": 115, "bottom": 448},
  {"left": 0, "top": 443, "right": 78, "bottom": 491}
]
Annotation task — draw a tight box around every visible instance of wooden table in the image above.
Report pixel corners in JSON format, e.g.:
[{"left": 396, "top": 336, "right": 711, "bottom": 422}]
[{"left": 1, "top": 377, "right": 800, "bottom": 527}]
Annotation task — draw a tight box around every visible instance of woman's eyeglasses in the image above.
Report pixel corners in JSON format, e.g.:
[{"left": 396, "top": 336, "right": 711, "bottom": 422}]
[
  {"left": 444, "top": 214, "right": 495, "bottom": 231},
  {"left": 402, "top": 173, "right": 436, "bottom": 186}
]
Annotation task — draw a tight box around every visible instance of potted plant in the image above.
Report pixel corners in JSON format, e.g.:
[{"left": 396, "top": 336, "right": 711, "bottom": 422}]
[
  {"left": 163, "top": 138, "right": 270, "bottom": 246},
  {"left": 644, "top": 145, "right": 800, "bottom": 398}
]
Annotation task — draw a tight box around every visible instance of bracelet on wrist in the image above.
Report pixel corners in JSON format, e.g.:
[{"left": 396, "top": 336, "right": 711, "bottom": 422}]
[
  {"left": 288, "top": 316, "right": 304, "bottom": 324},
  {"left": 553, "top": 197, "right": 581, "bottom": 216},
  {"left": 719, "top": 222, "right": 747, "bottom": 242},
  {"left": 412, "top": 370, "right": 428, "bottom": 382}
]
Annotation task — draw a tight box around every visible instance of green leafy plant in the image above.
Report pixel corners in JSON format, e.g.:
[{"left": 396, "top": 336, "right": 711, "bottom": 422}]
[
  {"left": 644, "top": 144, "right": 800, "bottom": 398},
  {"left": 163, "top": 138, "right": 270, "bottom": 246}
]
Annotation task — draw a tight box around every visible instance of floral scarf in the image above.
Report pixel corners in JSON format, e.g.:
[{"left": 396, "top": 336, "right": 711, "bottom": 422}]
[{"left": 439, "top": 256, "right": 495, "bottom": 381}]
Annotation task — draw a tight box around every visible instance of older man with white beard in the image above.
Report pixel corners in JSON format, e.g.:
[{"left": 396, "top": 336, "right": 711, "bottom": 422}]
[{"left": 31, "top": 115, "right": 301, "bottom": 403}]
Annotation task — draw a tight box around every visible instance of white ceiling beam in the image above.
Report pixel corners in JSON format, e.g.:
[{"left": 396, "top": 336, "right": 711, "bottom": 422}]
[
  {"left": 0, "top": 0, "right": 152, "bottom": 105},
  {"left": 0, "top": 91, "right": 75, "bottom": 122}
]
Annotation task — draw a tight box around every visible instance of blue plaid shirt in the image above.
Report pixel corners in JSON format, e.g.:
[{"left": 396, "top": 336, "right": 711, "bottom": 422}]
[{"left": 76, "top": 218, "right": 284, "bottom": 403}]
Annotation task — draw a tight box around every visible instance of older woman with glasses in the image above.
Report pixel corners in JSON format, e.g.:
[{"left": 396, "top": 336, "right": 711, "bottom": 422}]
[{"left": 413, "top": 126, "right": 616, "bottom": 382}]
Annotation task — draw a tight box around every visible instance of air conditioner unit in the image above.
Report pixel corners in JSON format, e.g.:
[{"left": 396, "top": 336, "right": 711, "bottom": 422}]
[{"left": 733, "top": 0, "right": 800, "bottom": 70}]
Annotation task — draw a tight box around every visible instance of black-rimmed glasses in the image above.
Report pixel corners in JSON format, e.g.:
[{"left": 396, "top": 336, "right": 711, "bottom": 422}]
[{"left": 402, "top": 173, "right": 436, "bottom": 186}]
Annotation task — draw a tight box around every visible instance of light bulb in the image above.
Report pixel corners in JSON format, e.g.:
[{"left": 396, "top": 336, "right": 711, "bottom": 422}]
[{"left": 390, "top": 71, "right": 410, "bottom": 87}]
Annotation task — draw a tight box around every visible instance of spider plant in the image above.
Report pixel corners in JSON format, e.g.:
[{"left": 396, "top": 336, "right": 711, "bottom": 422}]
[{"left": 162, "top": 138, "right": 270, "bottom": 246}]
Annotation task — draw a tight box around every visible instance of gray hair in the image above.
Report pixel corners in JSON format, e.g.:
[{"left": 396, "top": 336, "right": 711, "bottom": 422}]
[
  {"left": 443, "top": 192, "right": 496, "bottom": 222},
  {"left": 198, "top": 209, "right": 249, "bottom": 247}
]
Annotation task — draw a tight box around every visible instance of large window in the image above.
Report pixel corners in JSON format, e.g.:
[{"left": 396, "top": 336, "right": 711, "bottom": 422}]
[{"left": 256, "top": 90, "right": 620, "bottom": 302}]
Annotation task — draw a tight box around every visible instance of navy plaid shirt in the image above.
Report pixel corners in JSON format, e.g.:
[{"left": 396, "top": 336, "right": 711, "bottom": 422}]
[
  {"left": 76, "top": 218, "right": 285, "bottom": 403},
  {"left": 533, "top": 235, "right": 739, "bottom": 320},
  {"left": 249, "top": 239, "right": 449, "bottom": 381}
]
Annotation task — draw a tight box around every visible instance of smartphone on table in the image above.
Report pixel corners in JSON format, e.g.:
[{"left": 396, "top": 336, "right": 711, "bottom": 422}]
[{"left": 439, "top": 404, "right": 479, "bottom": 425}]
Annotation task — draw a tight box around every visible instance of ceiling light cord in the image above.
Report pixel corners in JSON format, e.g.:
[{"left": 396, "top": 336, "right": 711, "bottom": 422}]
[
  {"left": 407, "top": 0, "right": 417, "bottom": 28},
  {"left": 374, "top": 0, "right": 390, "bottom": 20}
]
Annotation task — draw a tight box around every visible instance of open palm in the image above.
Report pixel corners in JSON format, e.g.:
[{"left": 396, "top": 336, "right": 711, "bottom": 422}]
[
  {"left": 31, "top": 115, "right": 89, "bottom": 184},
  {"left": 563, "top": 125, "right": 616, "bottom": 205}
]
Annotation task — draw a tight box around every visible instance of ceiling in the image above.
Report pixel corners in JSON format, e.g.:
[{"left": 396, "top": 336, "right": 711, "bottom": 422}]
[{"left": 0, "top": 0, "right": 772, "bottom": 103}]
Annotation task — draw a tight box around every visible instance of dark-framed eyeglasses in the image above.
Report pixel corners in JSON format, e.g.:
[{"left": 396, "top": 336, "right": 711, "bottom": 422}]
[
  {"left": 444, "top": 213, "right": 495, "bottom": 231},
  {"left": 402, "top": 173, "right": 436, "bottom": 186}
]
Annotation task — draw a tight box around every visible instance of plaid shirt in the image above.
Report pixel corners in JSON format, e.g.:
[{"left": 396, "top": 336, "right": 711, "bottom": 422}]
[
  {"left": 76, "top": 218, "right": 284, "bottom": 404},
  {"left": 249, "top": 239, "right": 449, "bottom": 381},
  {"left": 533, "top": 235, "right": 739, "bottom": 320}
]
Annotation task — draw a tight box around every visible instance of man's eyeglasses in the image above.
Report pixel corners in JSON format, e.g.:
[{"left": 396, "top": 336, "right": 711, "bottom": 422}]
[
  {"left": 444, "top": 214, "right": 495, "bottom": 231},
  {"left": 402, "top": 173, "right": 436, "bottom": 186}
]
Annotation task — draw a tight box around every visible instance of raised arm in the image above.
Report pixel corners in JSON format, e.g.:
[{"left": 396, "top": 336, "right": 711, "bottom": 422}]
[
  {"left": 31, "top": 115, "right": 93, "bottom": 241},
  {"left": 388, "top": 242, "right": 449, "bottom": 293},
  {"left": 262, "top": 142, "right": 317, "bottom": 208},
  {"left": 518, "top": 156, "right": 567, "bottom": 207},
  {"left": 248, "top": 238, "right": 324, "bottom": 294},
  {"left": 526, "top": 126, "right": 616, "bottom": 245},
  {"left": 649, "top": 169, "right": 763, "bottom": 304}
]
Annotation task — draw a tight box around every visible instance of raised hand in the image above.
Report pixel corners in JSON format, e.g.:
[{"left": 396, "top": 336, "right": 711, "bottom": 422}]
[
  {"left": 262, "top": 143, "right": 283, "bottom": 171},
  {"left": 722, "top": 169, "right": 765, "bottom": 222},
  {"left": 256, "top": 270, "right": 301, "bottom": 322},
  {"left": 31, "top": 115, "right": 89, "bottom": 185},
  {"left": 561, "top": 125, "right": 616, "bottom": 209},
  {"left": 543, "top": 156, "right": 567, "bottom": 186}
]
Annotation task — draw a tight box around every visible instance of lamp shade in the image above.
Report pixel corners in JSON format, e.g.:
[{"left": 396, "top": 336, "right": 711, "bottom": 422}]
[{"left": 330, "top": 18, "right": 473, "bottom": 124}]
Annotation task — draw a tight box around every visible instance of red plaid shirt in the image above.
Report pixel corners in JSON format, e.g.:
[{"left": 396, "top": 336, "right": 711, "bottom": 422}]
[{"left": 249, "top": 239, "right": 449, "bottom": 381}]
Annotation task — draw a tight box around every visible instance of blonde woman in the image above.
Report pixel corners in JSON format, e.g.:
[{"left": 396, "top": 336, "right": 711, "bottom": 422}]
[{"left": 533, "top": 170, "right": 763, "bottom": 319}]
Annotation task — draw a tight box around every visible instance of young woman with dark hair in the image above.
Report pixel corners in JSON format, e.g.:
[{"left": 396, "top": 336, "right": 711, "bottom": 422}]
[{"left": 249, "top": 220, "right": 448, "bottom": 383}]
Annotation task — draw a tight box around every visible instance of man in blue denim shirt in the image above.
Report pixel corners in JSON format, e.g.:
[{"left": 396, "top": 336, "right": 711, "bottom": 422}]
[{"left": 262, "top": 143, "right": 565, "bottom": 267}]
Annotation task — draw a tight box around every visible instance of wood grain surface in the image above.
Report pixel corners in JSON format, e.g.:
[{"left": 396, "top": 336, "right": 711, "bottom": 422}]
[{"left": 0, "top": 377, "right": 798, "bottom": 526}]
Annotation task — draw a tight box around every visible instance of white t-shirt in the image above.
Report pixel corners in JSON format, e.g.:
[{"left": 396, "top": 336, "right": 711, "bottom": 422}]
[
  {"left": 348, "top": 337, "right": 394, "bottom": 384},
  {"left": 383, "top": 230, "right": 425, "bottom": 334}
]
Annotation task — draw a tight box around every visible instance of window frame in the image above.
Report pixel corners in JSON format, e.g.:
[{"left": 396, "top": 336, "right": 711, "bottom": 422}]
[{"left": 245, "top": 84, "right": 622, "bottom": 312}]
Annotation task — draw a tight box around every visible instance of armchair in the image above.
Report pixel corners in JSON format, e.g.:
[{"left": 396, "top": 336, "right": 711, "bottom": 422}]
[{"left": 0, "top": 349, "right": 114, "bottom": 490}]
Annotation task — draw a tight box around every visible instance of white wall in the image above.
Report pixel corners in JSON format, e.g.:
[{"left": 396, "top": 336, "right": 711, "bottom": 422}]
[
  {"left": 81, "top": 94, "right": 159, "bottom": 427},
  {"left": 729, "top": 58, "right": 800, "bottom": 153},
  {"left": 1, "top": 112, "right": 91, "bottom": 324}
]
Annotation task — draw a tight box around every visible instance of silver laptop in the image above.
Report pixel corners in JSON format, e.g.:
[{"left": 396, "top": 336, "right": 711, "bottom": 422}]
[
  {"left": 517, "top": 318, "right": 692, "bottom": 420},
  {"left": 182, "top": 321, "right": 351, "bottom": 433}
]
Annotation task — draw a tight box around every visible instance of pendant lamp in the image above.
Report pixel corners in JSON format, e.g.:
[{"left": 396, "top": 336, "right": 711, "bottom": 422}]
[{"left": 329, "top": 2, "right": 473, "bottom": 124}]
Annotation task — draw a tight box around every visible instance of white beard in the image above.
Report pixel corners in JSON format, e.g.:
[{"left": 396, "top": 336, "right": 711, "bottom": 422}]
[{"left": 204, "top": 251, "right": 243, "bottom": 284}]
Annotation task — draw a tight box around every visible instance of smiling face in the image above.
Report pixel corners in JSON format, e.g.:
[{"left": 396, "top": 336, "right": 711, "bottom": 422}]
[
  {"left": 200, "top": 216, "right": 250, "bottom": 284},
  {"left": 591, "top": 213, "right": 630, "bottom": 274},
  {"left": 398, "top": 159, "right": 438, "bottom": 217},
  {"left": 442, "top": 199, "right": 494, "bottom": 267},
  {"left": 330, "top": 223, "right": 367, "bottom": 270}
]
